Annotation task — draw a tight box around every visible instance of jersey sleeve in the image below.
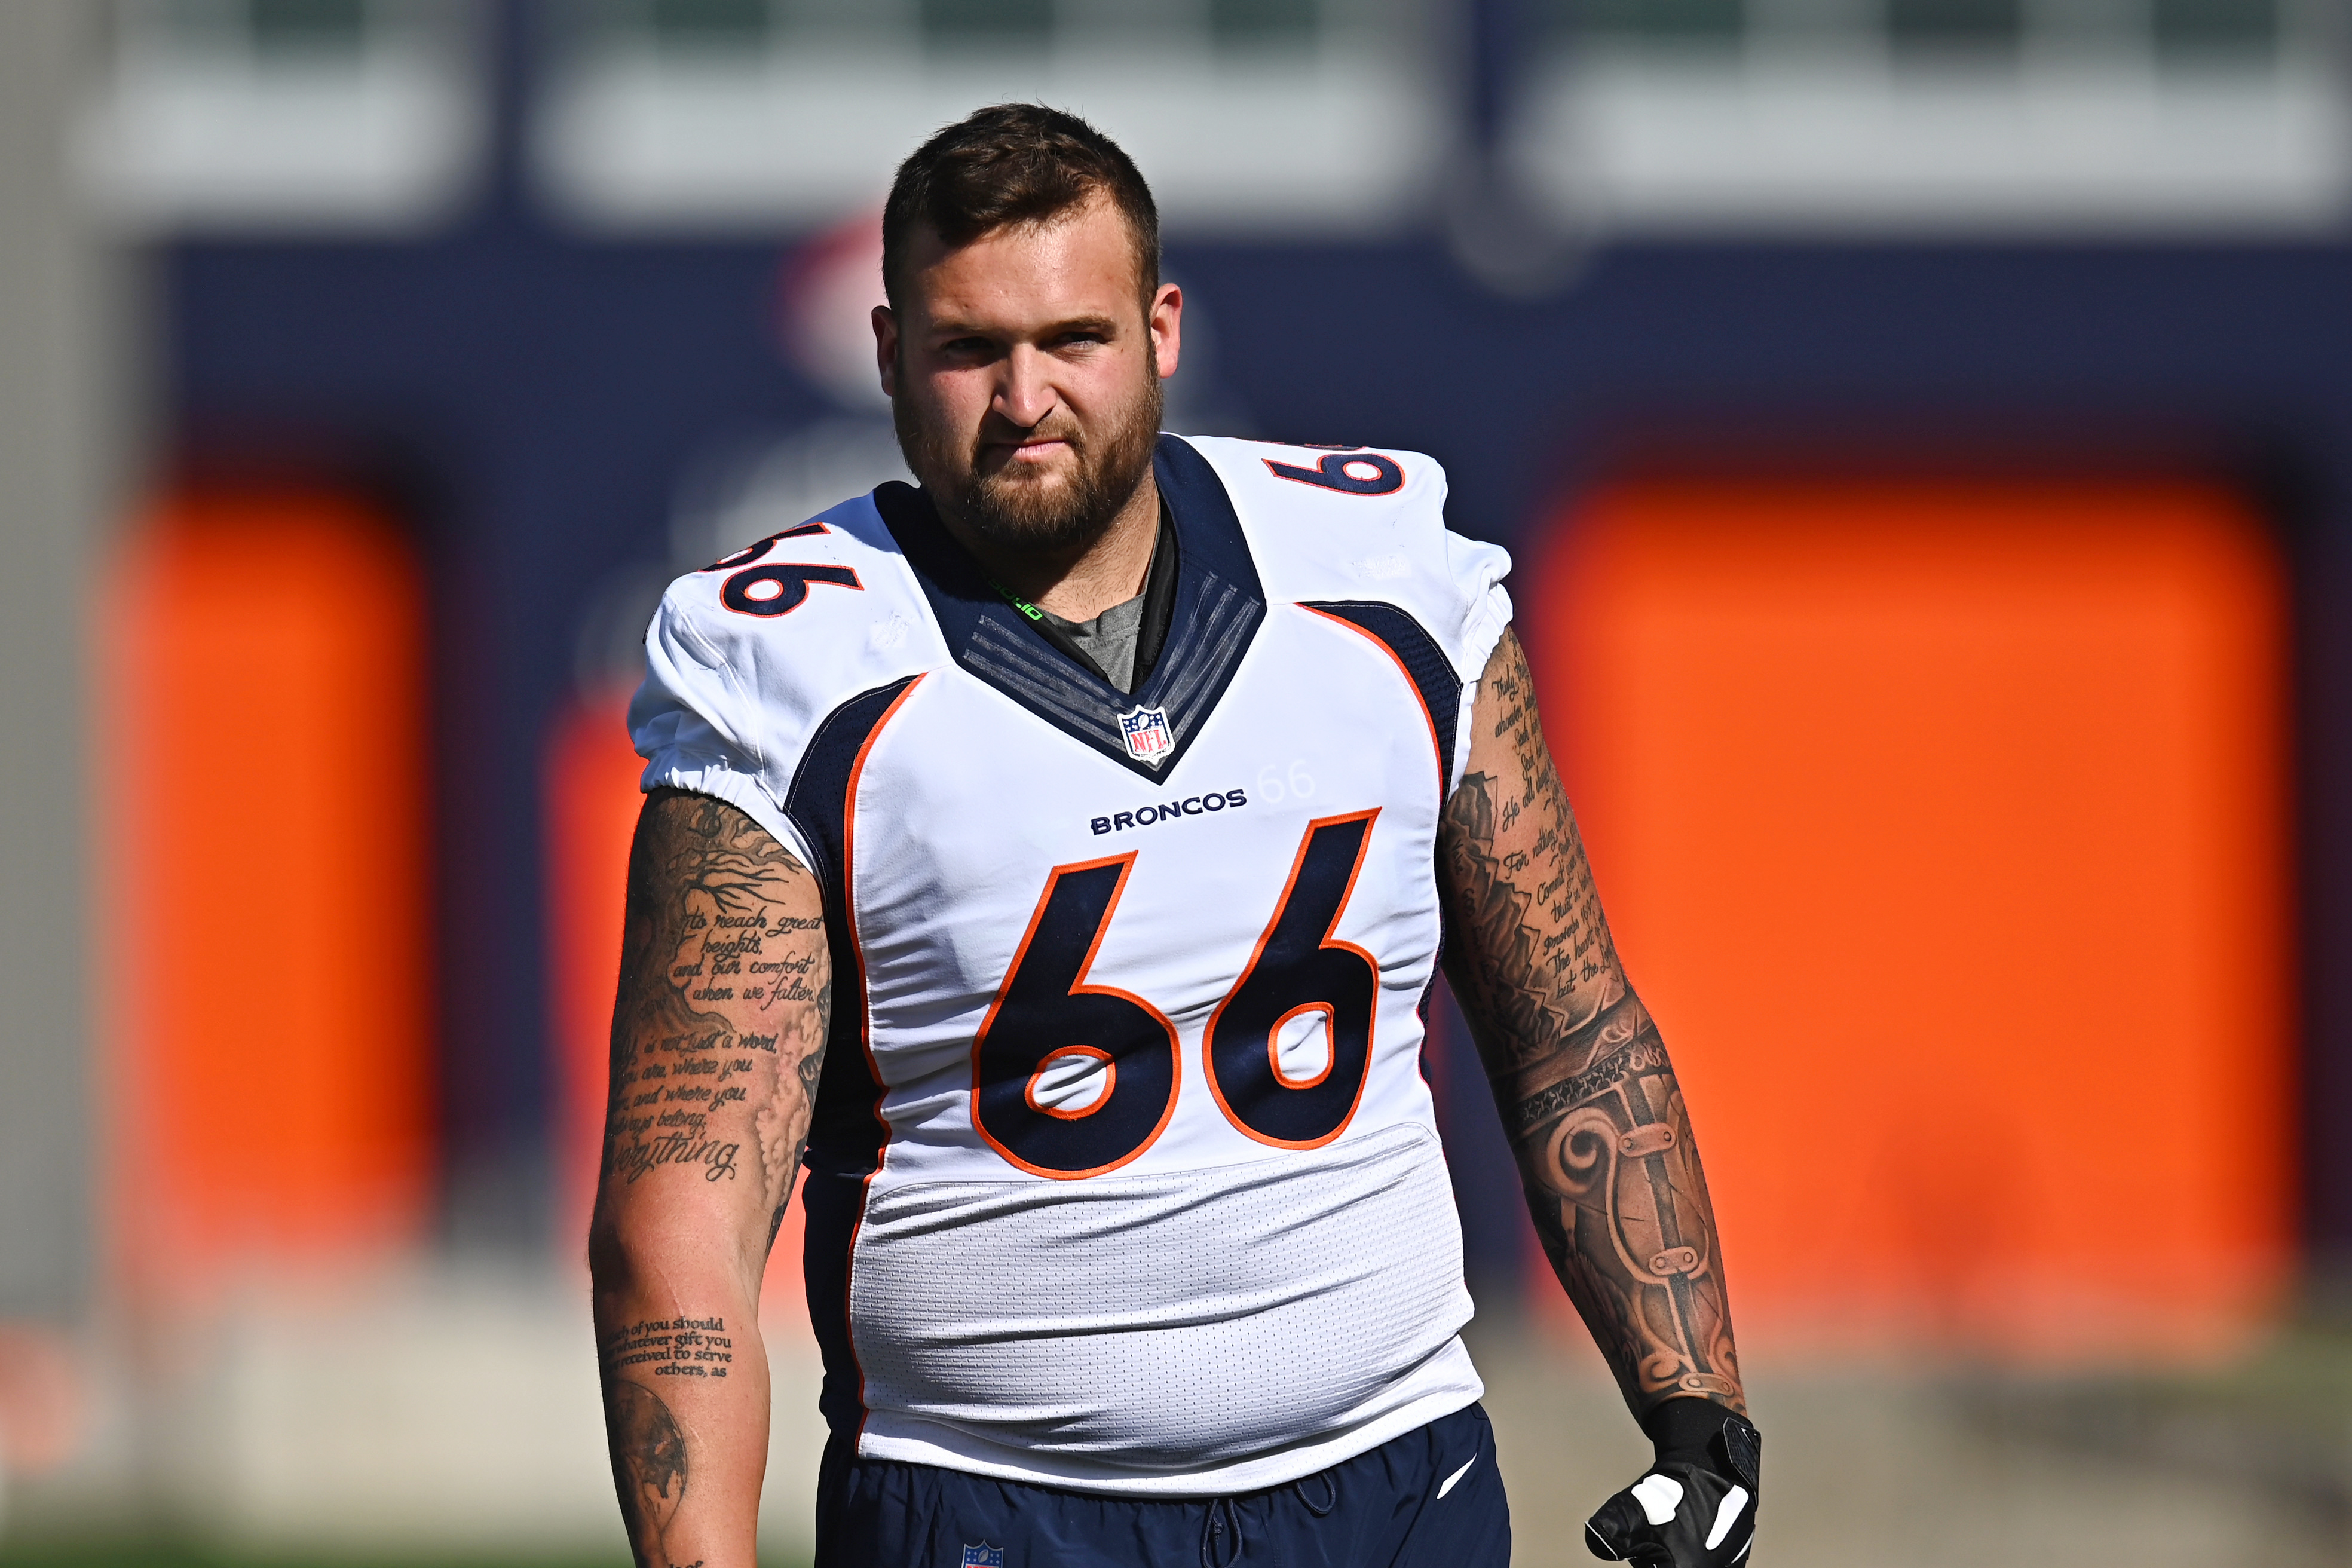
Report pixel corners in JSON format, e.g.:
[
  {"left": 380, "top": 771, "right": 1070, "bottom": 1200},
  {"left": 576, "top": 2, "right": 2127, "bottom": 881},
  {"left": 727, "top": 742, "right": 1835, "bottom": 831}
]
[
  {"left": 627, "top": 584, "right": 822, "bottom": 872},
  {"left": 1442, "top": 522, "right": 1514, "bottom": 685},
  {"left": 1172, "top": 434, "right": 1518, "bottom": 800},
  {"left": 1395, "top": 458, "right": 1515, "bottom": 799},
  {"left": 1438, "top": 523, "right": 1514, "bottom": 799}
]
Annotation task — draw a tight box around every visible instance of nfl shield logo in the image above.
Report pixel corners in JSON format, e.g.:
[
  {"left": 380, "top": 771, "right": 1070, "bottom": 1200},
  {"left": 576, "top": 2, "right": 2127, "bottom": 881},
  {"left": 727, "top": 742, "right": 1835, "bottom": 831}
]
[
  {"left": 961, "top": 1546, "right": 1005, "bottom": 1568},
  {"left": 1117, "top": 704, "right": 1172, "bottom": 762}
]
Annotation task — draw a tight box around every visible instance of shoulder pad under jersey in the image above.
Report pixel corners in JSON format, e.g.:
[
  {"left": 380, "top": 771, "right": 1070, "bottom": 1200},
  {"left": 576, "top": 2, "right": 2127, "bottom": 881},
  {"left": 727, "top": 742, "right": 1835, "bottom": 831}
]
[
  {"left": 1176, "top": 434, "right": 1514, "bottom": 685},
  {"left": 628, "top": 489, "right": 940, "bottom": 865}
]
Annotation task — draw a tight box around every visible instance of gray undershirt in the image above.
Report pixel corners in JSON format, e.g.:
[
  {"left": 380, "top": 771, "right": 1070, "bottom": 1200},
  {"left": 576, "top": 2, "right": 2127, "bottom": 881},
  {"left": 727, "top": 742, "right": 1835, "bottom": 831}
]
[{"left": 1037, "top": 591, "right": 1148, "bottom": 694}]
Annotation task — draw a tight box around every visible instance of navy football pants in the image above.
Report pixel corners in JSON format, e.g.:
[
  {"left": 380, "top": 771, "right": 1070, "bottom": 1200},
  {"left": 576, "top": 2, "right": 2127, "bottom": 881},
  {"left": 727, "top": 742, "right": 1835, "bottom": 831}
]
[{"left": 813, "top": 1403, "right": 1511, "bottom": 1568}]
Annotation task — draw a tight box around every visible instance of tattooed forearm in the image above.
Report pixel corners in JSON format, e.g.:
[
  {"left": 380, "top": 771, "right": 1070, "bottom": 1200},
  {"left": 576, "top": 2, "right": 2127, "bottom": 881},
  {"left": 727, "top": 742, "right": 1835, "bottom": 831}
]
[
  {"left": 590, "top": 788, "right": 832, "bottom": 1568},
  {"left": 602, "top": 1315, "right": 737, "bottom": 1380},
  {"left": 1506, "top": 983, "right": 1742, "bottom": 1410},
  {"left": 1438, "top": 632, "right": 1745, "bottom": 1420},
  {"left": 1500, "top": 1025, "right": 1671, "bottom": 1141}
]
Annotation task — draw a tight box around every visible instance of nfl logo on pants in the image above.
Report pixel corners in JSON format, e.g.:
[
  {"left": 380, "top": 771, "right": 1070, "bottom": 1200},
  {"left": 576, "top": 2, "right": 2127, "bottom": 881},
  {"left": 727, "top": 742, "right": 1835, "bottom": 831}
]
[
  {"left": 961, "top": 1546, "right": 1005, "bottom": 1567},
  {"left": 1118, "top": 703, "right": 1172, "bottom": 761}
]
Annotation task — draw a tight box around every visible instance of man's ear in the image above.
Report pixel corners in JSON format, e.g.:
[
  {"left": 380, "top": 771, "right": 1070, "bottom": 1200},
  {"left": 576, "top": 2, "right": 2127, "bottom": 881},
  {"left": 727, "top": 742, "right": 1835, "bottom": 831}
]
[
  {"left": 1149, "top": 282, "right": 1183, "bottom": 382},
  {"left": 873, "top": 305, "right": 899, "bottom": 399}
]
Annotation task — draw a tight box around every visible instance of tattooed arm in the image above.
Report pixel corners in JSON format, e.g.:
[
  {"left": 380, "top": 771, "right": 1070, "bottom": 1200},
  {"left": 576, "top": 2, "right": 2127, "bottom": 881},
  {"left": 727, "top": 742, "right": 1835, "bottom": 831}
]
[
  {"left": 1437, "top": 630, "right": 1746, "bottom": 1424},
  {"left": 588, "top": 788, "right": 831, "bottom": 1568}
]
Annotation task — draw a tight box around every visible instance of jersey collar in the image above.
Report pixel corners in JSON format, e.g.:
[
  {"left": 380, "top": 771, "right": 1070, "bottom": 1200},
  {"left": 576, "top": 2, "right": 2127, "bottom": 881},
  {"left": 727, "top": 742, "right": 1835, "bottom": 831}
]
[{"left": 874, "top": 434, "right": 1267, "bottom": 783}]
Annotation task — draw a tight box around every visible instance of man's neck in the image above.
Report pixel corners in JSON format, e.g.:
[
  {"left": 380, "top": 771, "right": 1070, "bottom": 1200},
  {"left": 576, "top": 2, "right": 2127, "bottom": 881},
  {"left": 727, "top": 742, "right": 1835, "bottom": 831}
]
[{"left": 935, "top": 474, "right": 1162, "bottom": 624}]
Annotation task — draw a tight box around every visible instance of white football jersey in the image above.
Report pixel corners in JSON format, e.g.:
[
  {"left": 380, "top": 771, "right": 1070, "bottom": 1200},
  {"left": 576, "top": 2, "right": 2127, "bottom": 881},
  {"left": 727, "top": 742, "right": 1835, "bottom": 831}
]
[{"left": 631, "top": 434, "right": 1513, "bottom": 1495}]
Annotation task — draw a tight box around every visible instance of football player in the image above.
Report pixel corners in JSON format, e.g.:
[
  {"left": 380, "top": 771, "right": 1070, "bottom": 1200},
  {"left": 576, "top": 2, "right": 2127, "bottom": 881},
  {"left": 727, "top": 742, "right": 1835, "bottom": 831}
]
[{"left": 590, "top": 104, "right": 1758, "bottom": 1568}]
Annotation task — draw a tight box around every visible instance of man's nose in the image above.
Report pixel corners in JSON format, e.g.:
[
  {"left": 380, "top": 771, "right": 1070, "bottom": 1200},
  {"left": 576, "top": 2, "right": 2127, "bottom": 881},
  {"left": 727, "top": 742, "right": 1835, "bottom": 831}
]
[{"left": 994, "top": 345, "right": 1059, "bottom": 430}]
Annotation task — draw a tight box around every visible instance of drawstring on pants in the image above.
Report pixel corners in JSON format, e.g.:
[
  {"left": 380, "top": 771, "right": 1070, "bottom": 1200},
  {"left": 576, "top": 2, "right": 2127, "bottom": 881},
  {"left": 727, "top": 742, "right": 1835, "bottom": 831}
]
[
  {"left": 1201, "top": 1497, "right": 1243, "bottom": 1568},
  {"left": 1199, "top": 1469, "right": 1339, "bottom": 1566}
]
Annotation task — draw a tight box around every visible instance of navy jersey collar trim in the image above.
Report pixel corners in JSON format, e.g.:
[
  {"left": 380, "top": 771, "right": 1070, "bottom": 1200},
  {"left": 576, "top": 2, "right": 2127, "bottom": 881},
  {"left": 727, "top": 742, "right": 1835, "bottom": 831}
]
[{"left": 874, "top": 434, "right": 1265, "bottom": 783}]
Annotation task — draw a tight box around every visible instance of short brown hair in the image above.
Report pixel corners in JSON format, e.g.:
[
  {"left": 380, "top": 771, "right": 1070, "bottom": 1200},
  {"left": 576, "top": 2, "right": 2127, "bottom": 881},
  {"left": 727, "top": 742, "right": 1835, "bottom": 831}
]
[{"left": 881, "top": 103, "right": 1160, "bottom": 313}]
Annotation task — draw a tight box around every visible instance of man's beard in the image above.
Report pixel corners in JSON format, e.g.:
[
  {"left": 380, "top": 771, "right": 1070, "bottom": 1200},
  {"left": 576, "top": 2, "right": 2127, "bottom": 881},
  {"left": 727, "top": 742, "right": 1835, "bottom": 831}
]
[{"left": 893, "top": 370, "right": 1163, "bottom": 556}]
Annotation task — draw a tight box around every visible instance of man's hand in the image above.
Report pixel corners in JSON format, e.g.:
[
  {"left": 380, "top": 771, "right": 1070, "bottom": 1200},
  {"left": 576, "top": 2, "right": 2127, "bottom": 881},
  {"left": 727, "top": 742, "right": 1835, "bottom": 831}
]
[{"left": 1585, "top": 1401, "right": 1762, "bottom": 1566}]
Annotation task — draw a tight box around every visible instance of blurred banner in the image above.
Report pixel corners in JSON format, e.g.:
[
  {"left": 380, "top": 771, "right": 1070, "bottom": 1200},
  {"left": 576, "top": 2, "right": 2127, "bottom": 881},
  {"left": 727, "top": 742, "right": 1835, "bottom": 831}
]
[
  {"left": 100, "top": 491, "right": 435, "bottom": 1303},
  {"left": 1526, "top": 477, "right": 2293, "bottom": 1359},
  {"left": 543, "top": 694, "right": 641, "bottom": 1259}
]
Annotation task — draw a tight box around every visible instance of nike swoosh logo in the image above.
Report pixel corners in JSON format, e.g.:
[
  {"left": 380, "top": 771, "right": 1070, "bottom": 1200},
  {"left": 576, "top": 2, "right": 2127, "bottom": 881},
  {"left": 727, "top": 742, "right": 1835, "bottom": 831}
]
[{"left": 1437, "top": 1453, "right": 1478, "bottom": 1498}]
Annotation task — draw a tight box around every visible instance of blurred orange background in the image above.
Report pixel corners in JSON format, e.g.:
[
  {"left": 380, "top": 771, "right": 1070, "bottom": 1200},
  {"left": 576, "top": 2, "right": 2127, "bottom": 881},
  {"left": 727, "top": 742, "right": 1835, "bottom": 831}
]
[
  {"left": 102, "top": 492, "right": 434, "bottom": 1304},
  {"left": 1526, "top": 477, "right": 2292, "bottom": 1357}
]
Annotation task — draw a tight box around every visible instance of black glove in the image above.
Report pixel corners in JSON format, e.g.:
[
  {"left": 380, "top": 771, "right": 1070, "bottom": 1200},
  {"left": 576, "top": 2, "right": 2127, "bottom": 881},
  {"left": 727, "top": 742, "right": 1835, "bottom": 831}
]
[{"left": 1584, "top": 1399, "right": 1761, "bottom": 1566}]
